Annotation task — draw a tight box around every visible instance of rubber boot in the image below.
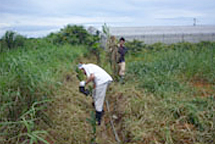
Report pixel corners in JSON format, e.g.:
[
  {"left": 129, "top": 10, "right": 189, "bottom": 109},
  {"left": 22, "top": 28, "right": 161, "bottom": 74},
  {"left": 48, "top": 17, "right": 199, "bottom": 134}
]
[
  {"left": 119, "top": 76, "right": 125, "bottom": 84},
  {"left": 95, "top": 111, "right": 103, "bottom": 125}
]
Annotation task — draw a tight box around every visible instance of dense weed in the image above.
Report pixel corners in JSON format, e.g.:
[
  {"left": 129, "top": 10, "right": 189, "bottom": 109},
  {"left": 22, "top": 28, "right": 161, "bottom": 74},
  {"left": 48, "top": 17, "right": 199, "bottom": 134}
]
[
  {"left": 124, "top": 41, "right": 215, "bottom": 143},
  {"left": 0, "top": 41, "right": 87, "bottom": 143}
]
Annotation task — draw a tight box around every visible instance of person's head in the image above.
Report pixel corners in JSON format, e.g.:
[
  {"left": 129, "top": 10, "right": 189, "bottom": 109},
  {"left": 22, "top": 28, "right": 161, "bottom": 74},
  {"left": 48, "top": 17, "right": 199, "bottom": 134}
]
[{"left": 119, "top": 37, "right": 125, "bottom": 46}]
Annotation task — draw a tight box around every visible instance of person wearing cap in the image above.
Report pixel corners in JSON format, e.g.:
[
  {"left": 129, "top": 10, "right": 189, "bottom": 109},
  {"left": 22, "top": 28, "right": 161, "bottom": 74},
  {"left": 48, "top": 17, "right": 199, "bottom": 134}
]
[
  {"left": 78, "top": 63, "right": 113, "bottom": 125},
  {"left": 118, "top": 37, "right": 128, "bottom": 84}
]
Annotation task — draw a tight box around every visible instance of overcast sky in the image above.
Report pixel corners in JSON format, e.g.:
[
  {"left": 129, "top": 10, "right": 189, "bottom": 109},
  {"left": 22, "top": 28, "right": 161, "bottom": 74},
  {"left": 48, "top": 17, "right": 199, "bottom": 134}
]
[{"left": 0, "top": 0, "right": 215, "bottom": 37}]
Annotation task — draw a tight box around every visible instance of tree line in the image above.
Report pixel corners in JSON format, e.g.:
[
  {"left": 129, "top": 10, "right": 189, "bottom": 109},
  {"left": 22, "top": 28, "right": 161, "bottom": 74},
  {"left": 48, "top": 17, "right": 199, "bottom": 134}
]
[{"left": 0, "top": 25, "right": 100, "bottom": 52}]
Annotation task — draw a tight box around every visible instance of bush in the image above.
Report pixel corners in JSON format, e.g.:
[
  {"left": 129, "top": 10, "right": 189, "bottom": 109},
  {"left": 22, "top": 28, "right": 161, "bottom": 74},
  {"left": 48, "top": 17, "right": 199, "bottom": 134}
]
[
  {"left": 1, "top": 31, "right": 26, "bottom": 51},
  {"left": 46, "top": 25, "right": 96, "bottom": 46},
  {"left": 125, "top": 39, "right": 145, "bottom": 54}
]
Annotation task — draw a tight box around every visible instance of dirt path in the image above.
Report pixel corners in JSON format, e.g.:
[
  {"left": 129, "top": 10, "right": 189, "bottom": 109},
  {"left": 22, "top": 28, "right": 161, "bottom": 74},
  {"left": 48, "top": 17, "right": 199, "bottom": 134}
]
[{"left": 45, "top": 73, "right": 125, "bottom": 144}]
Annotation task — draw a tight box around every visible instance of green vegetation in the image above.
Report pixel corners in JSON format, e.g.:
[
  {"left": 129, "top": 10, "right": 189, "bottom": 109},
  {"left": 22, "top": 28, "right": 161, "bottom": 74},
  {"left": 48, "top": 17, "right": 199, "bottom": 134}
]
[
  {"left": 0, "top": 25, "right": 92, "bottom": 143},
  {"left": 87, "top": 111, "right": 97, "bottom": 144},
  {"left": 126, "top": 41, "right": 215, "bottom": 95},
  {"left": 0, "top": 24, "right": 215, "bottom": 144},
  {"left": 0, "top": 31, "right": 26, "bottom": 52},
  {"left": 46, "top": 25, "right": 97, "bottom": 46},
  {"left": 0, "top": 42, "right": 87, "bottom": 143},
  {"left": 44, "top": 40, "right": 215, "bottom": 144},
  {"left": 122, "top": 41, "right": 215, "bottom": 143}
]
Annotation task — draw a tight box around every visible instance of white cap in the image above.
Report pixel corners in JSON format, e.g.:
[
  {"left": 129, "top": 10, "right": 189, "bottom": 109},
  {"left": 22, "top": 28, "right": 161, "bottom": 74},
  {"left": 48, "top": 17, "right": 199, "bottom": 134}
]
[{"left": 78, "top": 63, "right": 85, "bottom": 70}]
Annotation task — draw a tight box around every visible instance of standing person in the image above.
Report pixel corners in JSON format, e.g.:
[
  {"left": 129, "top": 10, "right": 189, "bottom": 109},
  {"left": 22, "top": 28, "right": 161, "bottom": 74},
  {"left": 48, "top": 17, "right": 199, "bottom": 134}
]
[
  {"left": 118, "top": 37, "right": 127, "bottom": 84},
  {"left": 78, "top": 63, "right": 113, "bottom": 125}
]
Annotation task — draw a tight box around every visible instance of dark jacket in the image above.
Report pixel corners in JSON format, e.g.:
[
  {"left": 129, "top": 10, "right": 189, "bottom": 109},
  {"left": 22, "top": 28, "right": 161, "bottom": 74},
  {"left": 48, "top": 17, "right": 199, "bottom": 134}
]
[{"left": 118, "top": 46, "right": 127, "bottom": 63}]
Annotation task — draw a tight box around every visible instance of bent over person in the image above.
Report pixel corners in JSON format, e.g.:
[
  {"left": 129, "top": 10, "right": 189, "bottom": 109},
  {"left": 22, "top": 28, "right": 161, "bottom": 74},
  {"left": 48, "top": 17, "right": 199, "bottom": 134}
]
[{"left": 78, "top": 63, "right": 113, "bottom": 125}]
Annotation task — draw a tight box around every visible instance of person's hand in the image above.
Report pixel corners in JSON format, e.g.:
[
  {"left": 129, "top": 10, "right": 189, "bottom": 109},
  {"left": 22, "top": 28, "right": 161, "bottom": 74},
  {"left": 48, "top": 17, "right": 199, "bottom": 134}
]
[{"left": 79, "top": 81, "right": 86, "bottom": 87}]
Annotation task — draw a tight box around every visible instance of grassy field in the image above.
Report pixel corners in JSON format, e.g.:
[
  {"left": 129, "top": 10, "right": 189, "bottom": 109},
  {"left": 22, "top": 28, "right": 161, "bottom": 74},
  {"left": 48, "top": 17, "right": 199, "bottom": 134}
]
[
  {"left": 122, "top": 42, "right": 215, "bottom": 143},
  {"left": 44, "top": 41, "right": 215, "bottom": 144},
  {"left": 0, "top": 37, "right": 215, "bottom": 144},
  {"left": 0, "top": 40, "right": 87, "bottom": 144}
]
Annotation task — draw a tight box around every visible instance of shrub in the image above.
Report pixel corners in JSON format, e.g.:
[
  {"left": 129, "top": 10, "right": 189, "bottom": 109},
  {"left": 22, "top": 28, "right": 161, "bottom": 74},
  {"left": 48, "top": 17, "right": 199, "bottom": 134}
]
[
  {"left": 1, "top": 31, "right": 26, "bottom": 51},
  {"left": 46, "top": 25, "right": 96, "bottom": 46},
  {"left": 125, "top": 39, "right": 145, "bottom": 54}
]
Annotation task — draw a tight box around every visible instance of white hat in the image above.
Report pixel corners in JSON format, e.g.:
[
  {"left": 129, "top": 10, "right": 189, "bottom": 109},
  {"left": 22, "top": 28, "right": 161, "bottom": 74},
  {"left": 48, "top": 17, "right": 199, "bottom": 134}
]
[{"left": 78, "top": 63, "right": 85, "bottom": 69}]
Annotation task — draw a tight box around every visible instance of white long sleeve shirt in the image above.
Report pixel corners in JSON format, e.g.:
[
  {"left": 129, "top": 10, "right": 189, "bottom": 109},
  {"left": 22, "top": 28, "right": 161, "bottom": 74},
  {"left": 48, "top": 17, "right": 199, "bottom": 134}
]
[{"left": 82, "top": 63, "right": 113, "bottom": 86}]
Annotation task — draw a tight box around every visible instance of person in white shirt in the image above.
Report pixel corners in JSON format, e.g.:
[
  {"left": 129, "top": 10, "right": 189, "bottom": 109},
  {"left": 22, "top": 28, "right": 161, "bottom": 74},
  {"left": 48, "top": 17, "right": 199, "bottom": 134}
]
[{"left": 78, "top": 63, "right": 113, "bottom": 125}]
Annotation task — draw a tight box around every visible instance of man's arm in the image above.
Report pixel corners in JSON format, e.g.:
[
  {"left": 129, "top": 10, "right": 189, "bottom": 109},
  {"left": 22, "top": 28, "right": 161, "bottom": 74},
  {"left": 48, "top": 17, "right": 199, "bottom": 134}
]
[{"left": 85, "top": 73, "right": 95, "bottom": 86}]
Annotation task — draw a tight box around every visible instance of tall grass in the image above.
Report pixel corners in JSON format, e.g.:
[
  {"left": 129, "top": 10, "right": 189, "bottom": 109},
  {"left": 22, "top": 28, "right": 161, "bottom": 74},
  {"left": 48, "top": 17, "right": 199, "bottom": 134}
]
[
  {"left": 21, "top": 40, "right": 214, "bottom": 144},
  {"left": 121, "top": 41, "right": 215, "bottom": 143},
  {"left": 0, "top": 41, "right": 87, "bottom": 143},
  {"left": 127, "top": 42, "right": 215, "bottom": 96}
]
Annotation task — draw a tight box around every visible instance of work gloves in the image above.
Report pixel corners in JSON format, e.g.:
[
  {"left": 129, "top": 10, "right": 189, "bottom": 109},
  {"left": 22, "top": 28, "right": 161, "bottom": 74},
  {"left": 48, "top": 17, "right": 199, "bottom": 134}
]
[
  {"left": 79, "top": 81, "right": 86, "bottom": 87},
  {"left": 79, "top": 81, "right": 90, "bottom": 96}
]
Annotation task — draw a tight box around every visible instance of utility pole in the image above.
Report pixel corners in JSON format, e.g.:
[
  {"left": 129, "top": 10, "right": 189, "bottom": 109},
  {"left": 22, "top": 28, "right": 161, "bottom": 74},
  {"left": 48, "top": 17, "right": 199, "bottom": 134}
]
[{"left": 193, "top": 18, "right": 196, "bottom": 26}]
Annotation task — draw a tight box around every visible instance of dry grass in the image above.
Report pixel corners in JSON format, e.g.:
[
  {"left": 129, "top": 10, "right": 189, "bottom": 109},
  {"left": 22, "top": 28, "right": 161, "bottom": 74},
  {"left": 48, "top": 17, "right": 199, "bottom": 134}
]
[
  {"left": 46, "top": 73, "right": 92, "bottom": 143},
  {"left": 42, "top": 42, "right": 215, "bottom": 144}
]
